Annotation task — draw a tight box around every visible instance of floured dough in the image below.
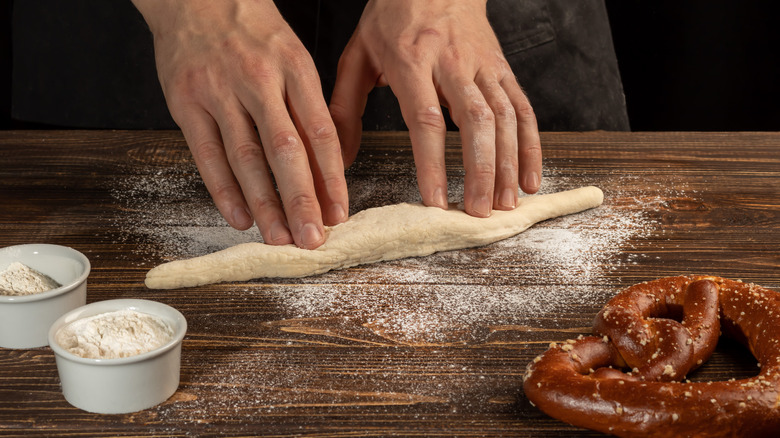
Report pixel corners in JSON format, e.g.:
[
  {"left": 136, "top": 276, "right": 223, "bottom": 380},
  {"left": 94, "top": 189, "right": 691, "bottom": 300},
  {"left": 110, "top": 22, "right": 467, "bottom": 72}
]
[{"left": 145, "top": 186, "right": 603, "bottom": 289}]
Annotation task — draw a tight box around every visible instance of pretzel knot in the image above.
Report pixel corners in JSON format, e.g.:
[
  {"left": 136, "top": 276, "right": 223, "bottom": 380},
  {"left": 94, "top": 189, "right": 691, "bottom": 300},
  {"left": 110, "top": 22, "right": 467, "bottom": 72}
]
[
  {"left": 523, "top": 276, "right": 780, "bottom": 437},
  {"left": 593, "top": 278, "right": 721, "bottom": 382}
]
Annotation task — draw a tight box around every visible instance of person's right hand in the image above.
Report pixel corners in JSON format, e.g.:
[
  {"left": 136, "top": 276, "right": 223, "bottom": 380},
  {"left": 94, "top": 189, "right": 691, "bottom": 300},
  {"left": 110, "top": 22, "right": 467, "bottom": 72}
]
[{"left": 132, "top": 0, "right": 349, "bottom": 249}]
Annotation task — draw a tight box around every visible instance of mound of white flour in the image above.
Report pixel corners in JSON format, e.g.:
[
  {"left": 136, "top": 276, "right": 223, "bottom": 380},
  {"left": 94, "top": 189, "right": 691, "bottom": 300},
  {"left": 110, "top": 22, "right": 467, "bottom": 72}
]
[
  {"left": 56, "top": 309, "right": 174, "bottom": 359},
  {"left": 0, "top": 262, "right": 61, "bottom": 296}
]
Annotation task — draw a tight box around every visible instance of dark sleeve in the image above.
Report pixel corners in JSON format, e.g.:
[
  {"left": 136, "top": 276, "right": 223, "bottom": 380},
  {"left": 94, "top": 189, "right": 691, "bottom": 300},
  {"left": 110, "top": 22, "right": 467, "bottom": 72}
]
[{"left": 488, "top": 0, "right": 629, "bottom": 131}]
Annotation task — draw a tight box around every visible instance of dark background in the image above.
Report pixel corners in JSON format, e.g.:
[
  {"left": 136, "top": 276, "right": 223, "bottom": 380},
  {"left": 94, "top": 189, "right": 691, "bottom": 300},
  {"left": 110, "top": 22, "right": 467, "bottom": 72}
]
[
  {"left": 2, "top": 1, "right": 778, "bottom": 131},
  {"left": 605, "top": 1, "right": 779, "bottom": 131}
]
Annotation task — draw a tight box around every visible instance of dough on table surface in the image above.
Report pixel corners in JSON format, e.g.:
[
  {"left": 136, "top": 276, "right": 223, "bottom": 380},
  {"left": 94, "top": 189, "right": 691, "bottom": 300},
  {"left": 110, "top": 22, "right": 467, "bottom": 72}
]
[{"left": 145, "top": 186, "right": 604, "bottom": 289}]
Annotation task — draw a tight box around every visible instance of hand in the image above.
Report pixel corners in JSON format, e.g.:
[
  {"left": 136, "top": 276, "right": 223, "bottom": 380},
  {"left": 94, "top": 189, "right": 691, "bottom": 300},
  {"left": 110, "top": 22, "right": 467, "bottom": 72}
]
[
  {"left": 330, "top": 0, "right": 542, "bottom": 216},
  {"left": 132, "top": 0, "right": 349, "bottom": 249}
]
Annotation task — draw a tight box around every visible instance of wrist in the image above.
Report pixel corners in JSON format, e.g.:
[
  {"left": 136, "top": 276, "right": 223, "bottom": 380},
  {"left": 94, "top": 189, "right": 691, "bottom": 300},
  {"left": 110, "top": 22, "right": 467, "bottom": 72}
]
[{"left": 131, "top": 0, "right": 174, "bottom": 34}]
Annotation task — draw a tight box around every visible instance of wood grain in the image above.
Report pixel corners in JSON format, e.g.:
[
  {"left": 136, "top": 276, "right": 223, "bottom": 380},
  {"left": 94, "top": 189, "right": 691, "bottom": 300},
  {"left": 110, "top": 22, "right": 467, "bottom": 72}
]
[{"left": 0, "top": 130, "right": 779, "bottom": 437}]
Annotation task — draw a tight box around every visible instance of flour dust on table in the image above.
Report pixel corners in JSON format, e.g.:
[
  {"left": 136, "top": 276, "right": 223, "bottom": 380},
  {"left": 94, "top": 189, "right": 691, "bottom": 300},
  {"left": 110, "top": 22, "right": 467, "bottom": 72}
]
[{"left": 108, "top": 161, "right": 679, "bottom": 341}]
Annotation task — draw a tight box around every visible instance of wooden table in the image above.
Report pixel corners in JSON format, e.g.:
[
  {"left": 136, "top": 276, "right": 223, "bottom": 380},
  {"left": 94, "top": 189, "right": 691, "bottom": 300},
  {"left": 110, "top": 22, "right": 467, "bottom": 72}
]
[{"left": 1, "top": 130, "right": 778, "bottom": 437}]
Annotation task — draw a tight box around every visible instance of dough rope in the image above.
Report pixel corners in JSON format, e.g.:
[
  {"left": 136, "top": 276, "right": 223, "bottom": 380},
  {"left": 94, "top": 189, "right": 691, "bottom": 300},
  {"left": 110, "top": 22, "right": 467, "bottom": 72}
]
[
  {"left": 523, "top": 276, "right": 780, "bottom": 437},
  {"left": 145, "top": 186, "right": 603, "bottom": 289}
]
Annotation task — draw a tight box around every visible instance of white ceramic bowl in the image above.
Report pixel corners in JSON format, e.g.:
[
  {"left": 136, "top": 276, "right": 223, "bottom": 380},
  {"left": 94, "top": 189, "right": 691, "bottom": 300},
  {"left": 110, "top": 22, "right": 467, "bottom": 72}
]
[
  {"left": 48, "top": 299, "right": 187, "bottom": 414},
  {"left": 0, "top": 244, "right": 90, "bottom": 348}
]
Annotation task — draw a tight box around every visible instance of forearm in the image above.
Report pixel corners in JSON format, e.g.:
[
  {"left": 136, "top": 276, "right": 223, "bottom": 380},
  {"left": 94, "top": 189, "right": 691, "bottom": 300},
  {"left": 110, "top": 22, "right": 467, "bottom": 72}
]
[{"left": 131, "top": 0, "right": 280, "bottom": 36}]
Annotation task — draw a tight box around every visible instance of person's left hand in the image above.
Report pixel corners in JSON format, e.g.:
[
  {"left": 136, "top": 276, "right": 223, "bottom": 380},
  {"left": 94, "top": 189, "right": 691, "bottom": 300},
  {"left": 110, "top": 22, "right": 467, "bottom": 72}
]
[{"left": 330, "top": 0, "right": 542, "bottom": 217}]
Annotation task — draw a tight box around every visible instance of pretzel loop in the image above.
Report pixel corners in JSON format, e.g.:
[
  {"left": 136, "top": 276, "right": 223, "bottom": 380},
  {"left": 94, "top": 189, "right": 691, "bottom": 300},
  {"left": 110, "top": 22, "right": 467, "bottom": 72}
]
[{"left": 593, "top": 278, "right": 721, "bottom": 381}]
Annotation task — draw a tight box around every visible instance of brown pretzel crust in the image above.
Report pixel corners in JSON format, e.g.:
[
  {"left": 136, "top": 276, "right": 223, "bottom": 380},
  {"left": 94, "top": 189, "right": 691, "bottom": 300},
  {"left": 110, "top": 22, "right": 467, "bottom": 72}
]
[{"left": 523, "top": 276, "right": 780, "bottom": 437}]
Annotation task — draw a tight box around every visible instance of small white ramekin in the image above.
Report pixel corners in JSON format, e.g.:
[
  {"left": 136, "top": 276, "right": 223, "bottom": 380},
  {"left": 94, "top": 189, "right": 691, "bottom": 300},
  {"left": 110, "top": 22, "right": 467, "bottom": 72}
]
[
  {"left": 0, "top": 244, "right": 90, "bottom": 348},
  {"left": 48, "top": 299, "right": 187, "bottom": 414}
]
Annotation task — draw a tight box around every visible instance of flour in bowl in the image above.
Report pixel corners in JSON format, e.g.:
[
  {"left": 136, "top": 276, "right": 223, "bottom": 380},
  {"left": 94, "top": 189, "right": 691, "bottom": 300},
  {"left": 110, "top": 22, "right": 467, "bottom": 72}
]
[
  {"left": 0, "top": 262, "right": 61, "bottom": 296},
  {"left": 56, "top": 309, "right": 174, "bottom": 359}
]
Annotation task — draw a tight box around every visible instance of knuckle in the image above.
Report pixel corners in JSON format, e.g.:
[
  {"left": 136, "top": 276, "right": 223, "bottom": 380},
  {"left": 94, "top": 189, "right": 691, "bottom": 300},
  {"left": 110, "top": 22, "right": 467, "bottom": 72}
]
[
  {"left": 234, "top": 51, "right": 277, "bottom": 86},
  {"left": 283, "top": 191, "right": 319, "bottom": 213},
  {"left": 493, "top": 55, "right": 514, "bottom": 77},
  {"left": 521, "top": 136, "right": 543, "bottom": 160},
  {"left": 523, "top": 142, "right": 542, "bottom": 157},
  {"left": 393, "top": 35, "right": 436, "bottom": 71},
  {"left": 266, "top": 131, "right": 301, "bottom": 157},
  {"left": 493, "top": 100, "right": 516, "bottom": 122},
  {"left": 440, "top": 41, "right": 459, "bottom": 56},
  {"left": 183, "top": 65, "right": 210, "bottom": 83},
  {"left": 397, "top": 37, "right": 428, "bottom": 61},
  {"left": 191, "top": 140, "right": 225, "bottom": 166},
  {"left": 470, "top": 162, "right": 496, "bottom": 183},
  {"left": 245, "top": 61, "right": 277, "bottom": 86},
  {"left": 392, "top": 54, "right": 422, "bottom": 76},
  {"left": 318, "top": 172, "right": 346, "bottom": 191},
  {"left": 286, "top": 47, "right": 316, "bottom": 72},
  {"left": 249, "top": 194, "right": 282, "bottom": 214},
  {"left": 465, "top": 101, "right": 495, "bottom": 125},
  {"left": 210, "top": 180, "right": 241, "bottom": 202},
  {"left": 219, "top": 37, "right": 269, "bottom": 78},
  {"left": 166, "top": 66, "right": 213, "bottom": 103},
  {"left": 412, "top": 107, "right": 446, "bottom": 131},
  {"left": 306, "top": 121, "right": 339, "bottom": 146},
  {"left": 498, "top": 156, "right": 519, "bottom": 175},
  {"left": 230, "top": 141, "right": 264, "bottom": 167},
  {"left": 419, "top": 27, "right": 442, "bottom": 39},
  {"left": 516, "top": 100, "right": 537, "bottom": 124},
  {"left": 439, "top": 44, "right": 462, "bottom": 70}
]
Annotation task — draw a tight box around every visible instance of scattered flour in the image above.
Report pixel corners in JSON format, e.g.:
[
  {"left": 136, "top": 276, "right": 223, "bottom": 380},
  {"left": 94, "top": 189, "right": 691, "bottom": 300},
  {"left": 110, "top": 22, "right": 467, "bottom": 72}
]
[
  {"left": 0, "top": 262, "right": 61, "bottom": 296},
  {"left": 107, "top": 151, "right": 691, "bottom": 424},
  {"left": 56, "top": 309, "right": 174, "bottom": 359}
]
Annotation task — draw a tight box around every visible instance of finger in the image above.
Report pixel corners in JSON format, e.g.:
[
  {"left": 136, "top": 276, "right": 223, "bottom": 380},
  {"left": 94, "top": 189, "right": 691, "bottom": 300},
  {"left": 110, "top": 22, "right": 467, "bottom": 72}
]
[
  {"left": 213, "top": 101, "right": 295, "bottom": 246},
  {"left": 438, "top": 78, "right": 496, "bottom": 217},
  {"left": 243, "top": 92, "right": 326, "bottom": 250},
  {"left": 476, "top": 73, "right": 518, "bottom": 210},
  {"left": 329, "top": 43, "right": 377, "bottom": 169},
  {"left": 389, "top": 67, "right": 449, "bottom": 209},
  {"left": 502, "top": 77, "right": 542, "bottom": 194},
  {"left": 174, "top": 105, "right": 255, "bottom": 231},
  {"left": 287, "top": 67, "right": 350, "bottom": 226}
]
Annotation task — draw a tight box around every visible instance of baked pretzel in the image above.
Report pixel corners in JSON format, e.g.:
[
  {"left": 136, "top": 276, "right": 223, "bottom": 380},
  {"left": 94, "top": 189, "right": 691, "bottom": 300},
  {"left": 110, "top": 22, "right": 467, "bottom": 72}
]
[{"left": 523, "top": 276, "right": 780, "bottom": 437}]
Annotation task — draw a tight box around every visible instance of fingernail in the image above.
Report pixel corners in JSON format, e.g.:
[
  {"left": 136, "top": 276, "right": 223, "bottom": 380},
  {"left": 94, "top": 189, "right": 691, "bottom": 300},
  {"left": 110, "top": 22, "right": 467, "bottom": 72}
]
[
  {"left": 300, "top": 223, "right": 324, "bottom": 248},
  {"left": 499, "top": 188, "right": 517, "bottom": 209},
  {"left": 473, "top": 196, "right": 492, "bottom": 218},
  {"left": 232, "top": 206, "right": 253, "bottom": 227},
  {"left": 524, "top": 171, "right": 541, "bottom": 192},
  {"left": 269, "top": 221, "right": 292, "bottom": 244},
  {"left": 433, "top": 187, "right": 448, "bottom": 209},
  {"left": 329, "top": 203, "right": 348, "bottom": 224}
]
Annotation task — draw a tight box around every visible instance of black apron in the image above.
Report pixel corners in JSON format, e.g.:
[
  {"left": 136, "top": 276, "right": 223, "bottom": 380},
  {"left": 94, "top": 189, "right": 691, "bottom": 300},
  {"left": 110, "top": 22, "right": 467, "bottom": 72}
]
[{"left": 12, "top": 0, "right": 629, "bottom": 131}]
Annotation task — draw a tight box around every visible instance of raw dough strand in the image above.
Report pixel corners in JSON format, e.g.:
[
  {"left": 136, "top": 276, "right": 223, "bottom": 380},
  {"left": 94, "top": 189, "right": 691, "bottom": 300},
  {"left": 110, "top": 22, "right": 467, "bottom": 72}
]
[{"left": 145, "top": 186, "right": 603, "bottom": 289}]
